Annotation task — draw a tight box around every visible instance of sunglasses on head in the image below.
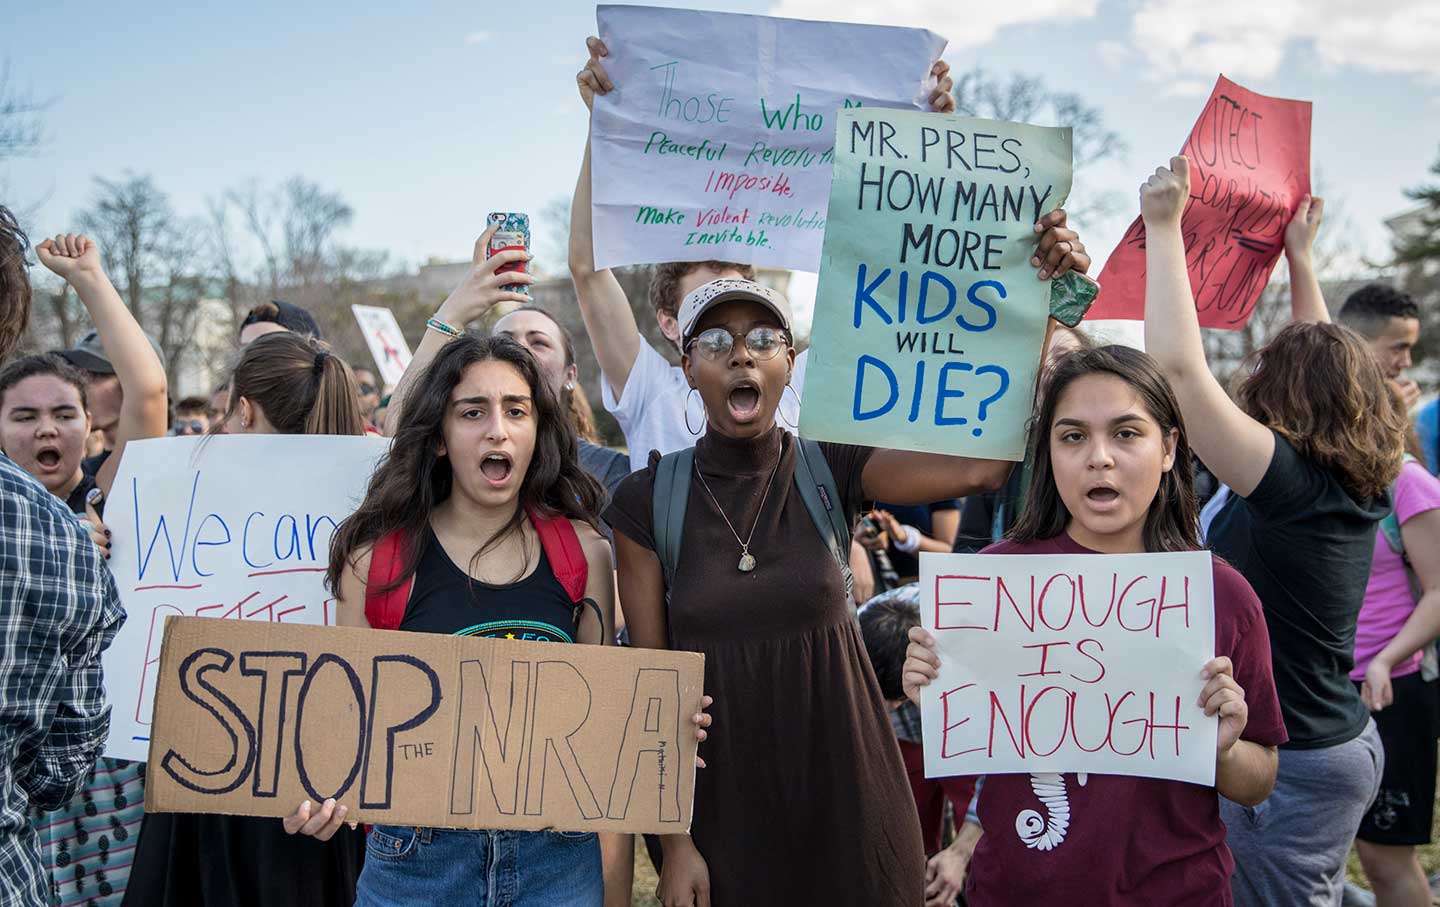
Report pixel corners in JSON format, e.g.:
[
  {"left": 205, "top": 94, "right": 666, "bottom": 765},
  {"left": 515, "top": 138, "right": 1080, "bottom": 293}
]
[{"left": 684, "top": 326, "right": 789, "bottom": 362}]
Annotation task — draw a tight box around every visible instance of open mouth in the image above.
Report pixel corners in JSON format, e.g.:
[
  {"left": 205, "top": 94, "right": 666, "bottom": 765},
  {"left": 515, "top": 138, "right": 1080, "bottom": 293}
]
[
  {"left": 35, "top": 448, "right": 61, "bottom": 470},
  {"left": 480, "top": 452, "right": 513, "bottom": 484},
  {"left": 727, "top": 380, "right": 762, "bottom": 421},
  {"left": 1085, "top": 486, "right": 1120, "bottom": 504}
]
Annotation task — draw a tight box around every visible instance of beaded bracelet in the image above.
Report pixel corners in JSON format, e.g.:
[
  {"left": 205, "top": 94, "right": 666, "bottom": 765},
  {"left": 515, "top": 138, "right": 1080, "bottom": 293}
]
[{"left": 426, "top": 317, "right": 465, "bottom": 339}]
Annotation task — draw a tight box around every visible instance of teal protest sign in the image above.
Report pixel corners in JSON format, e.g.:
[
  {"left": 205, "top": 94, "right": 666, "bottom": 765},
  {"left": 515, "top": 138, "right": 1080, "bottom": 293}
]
[{"left": 799, "top": 109, "right": 1072, "bottom": 460}]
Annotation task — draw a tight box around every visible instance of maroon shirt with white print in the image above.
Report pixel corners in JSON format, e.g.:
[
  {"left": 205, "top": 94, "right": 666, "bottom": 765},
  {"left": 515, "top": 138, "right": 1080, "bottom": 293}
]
[{"left": 964, "top": 533, "right": 1286, "bottom": 907}]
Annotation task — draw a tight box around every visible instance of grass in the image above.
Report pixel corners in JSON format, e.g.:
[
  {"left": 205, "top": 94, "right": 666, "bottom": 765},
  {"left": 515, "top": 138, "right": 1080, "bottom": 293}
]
[{"left": 632, "top": 837, "right": 660, "bottom": 907}]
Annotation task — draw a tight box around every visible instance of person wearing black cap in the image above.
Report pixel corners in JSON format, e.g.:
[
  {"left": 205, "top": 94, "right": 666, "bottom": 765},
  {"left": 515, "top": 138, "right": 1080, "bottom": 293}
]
[
  {"left": 54, "top": 322, "right": 166, "bottom": 456},
  {"left": 0, "top": 234, "right": 168, "bottom": 518},
  {"left": 237, "top": 299, "right": 323, "bottom": 346}
]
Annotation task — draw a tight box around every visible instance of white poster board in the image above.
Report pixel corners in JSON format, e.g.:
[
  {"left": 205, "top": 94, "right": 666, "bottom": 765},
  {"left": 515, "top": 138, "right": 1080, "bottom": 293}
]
[
  {"left": 351, "top": 304, "right": 413, "bottom": 388},
  {"left": 919, "top": 551, "right": 1218, "bottom": 786},
  {"left": 102, "top": 434, "right": 390, "bottom": 761},
  {"left": 590, "top": 4, "right": 946, "bottom": 272}
]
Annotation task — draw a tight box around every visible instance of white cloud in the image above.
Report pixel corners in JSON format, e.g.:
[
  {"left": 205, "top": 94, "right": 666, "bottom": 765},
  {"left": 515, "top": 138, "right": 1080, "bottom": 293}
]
[
  {"left": 1127, "top": 0, "right": 1440, "bottom": 88},
  {"left": 463, "top": 31, "right": 491, "bottom": 45},
  {"left": 770, "top": 0, "right": 1099, "bottom": 48}
]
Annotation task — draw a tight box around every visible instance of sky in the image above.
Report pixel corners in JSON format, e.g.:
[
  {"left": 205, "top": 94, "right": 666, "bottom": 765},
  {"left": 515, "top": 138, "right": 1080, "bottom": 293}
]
[{"left": 5, "top": 0, "right": 1438, "bottom": 300}]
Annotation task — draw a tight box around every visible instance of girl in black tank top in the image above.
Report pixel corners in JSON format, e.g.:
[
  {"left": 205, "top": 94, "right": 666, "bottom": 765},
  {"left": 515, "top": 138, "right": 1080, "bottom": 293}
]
[
  {"left": 296, "top": 334, "right": 652, "bottom": 907},
  {"left": 400, "top": 525, "right": 578, "bottom": 642}
]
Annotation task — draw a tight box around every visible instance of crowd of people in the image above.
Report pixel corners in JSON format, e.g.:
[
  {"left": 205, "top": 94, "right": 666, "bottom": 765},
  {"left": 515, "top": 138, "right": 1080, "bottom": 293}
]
[{"left": 0, "top": 32, "right": 1434, "bottom": 907}]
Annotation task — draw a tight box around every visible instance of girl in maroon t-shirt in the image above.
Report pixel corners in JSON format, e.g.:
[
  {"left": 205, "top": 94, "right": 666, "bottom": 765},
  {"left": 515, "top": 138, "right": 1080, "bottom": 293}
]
[{"left": 904, "top": 346, "right": 1287, "bottom": 906}]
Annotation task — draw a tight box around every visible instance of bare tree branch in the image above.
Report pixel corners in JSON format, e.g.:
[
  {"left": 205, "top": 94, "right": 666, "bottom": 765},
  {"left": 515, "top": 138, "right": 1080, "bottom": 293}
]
[{"left": 0, "top": 60, "right": 47, "bottom": 161}]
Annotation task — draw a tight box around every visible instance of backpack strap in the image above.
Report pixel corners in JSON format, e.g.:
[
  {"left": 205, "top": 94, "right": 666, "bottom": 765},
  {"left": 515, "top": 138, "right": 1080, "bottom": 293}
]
[
  {"left": 1380, "top": 453, "right": 1420, "bottom": 557},
  {"left": 793, "top": 438, "right": 854, "bottom": 597},
  {"left": 652, "top": 448, "right": 694, "bottom": 601},
  {"left": 364, "top": 530, "right": 413, "bottom": 631},
  {"left": 528, "top": 506, "right": 589, "bottom": 603}
]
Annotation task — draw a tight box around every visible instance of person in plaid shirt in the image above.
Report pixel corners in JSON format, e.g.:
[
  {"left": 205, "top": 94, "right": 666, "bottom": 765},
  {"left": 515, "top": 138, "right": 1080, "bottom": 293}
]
[{"left": 0, "top": 205, "right": 124, "bottom": 907}]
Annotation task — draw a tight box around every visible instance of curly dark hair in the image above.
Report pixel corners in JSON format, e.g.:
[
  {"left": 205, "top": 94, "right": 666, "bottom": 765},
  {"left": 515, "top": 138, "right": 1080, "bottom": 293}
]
[
  {"left": 1336, "top": 283, "right": 1419, "bottom": 339},
  {"left": 326, "top": 334, "right": 603, "bottom": 594}
]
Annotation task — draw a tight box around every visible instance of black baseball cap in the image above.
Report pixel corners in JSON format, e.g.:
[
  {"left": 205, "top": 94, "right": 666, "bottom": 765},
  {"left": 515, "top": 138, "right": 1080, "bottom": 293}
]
[
  {"left": 239, "top": 300, "right": 322, "bottom": 340},
  {"left": 55, "top": 328, "right": 166, "bottom": 375}
]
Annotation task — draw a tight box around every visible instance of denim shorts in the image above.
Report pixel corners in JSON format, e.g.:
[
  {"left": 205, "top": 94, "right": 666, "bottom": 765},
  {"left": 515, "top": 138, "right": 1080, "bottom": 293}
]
[{"left": 355, "top": 825, "right": 602, "bottom": 907}]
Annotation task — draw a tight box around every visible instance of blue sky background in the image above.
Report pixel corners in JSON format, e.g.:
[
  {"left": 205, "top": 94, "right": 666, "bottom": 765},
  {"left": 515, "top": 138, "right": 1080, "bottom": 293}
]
[{"left": 4, "top": 0, "right": 1436, "bottom": 284}]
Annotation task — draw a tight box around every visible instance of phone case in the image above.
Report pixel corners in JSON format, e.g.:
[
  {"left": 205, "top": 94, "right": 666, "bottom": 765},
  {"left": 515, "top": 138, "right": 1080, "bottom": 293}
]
[
  {"left": 486, "top": 212, "right": 530, "bottom": 295},
  {"left": 1049, "top": 271, "right": 1100, "bottom": 328}
]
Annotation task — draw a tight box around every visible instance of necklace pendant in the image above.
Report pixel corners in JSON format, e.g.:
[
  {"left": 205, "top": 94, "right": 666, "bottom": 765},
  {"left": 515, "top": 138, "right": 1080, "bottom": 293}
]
[{"left": 738, "top": 552, "right": 757, "bottom": 573}]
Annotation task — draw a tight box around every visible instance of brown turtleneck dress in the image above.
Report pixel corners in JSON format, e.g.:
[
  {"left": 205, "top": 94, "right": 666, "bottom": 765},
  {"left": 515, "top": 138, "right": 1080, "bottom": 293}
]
[{"left": 605, "top": 425, "right": 926, "bottom": 906}]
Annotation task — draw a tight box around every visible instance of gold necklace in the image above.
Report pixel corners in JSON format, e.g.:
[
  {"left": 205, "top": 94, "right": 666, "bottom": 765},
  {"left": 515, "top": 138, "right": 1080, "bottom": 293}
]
[{"left": 693, "top": 452, "right": 782, "bottom": 573}]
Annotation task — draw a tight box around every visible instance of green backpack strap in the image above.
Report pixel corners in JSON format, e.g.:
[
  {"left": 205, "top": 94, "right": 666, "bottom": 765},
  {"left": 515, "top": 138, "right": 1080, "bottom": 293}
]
[
  {"left": 1380, "top": 453, "right": 1420, "bottom": 556},
  {"left": 651, "top": 439, "right": 854, "bottom": 599},
  {"left": 652, "top": 448, "right": 694, "bottom": 601},
  {"left": 793, "top": 438, "right": 855, "bottom": 597}
]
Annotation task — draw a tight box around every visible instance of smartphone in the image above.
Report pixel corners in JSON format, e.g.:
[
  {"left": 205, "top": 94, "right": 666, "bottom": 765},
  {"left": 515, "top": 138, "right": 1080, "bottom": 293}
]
[
  {"left": 1049, "top": 271, "right": 1101, "bottom": 328},
  {"left": 486, "top": 212, "right": 531, "bottom": 295}
]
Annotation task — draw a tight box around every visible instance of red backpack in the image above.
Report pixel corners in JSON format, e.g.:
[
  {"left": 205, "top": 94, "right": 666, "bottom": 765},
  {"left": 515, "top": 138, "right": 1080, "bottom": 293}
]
[{"left": 363, "top": 507, "right": 590, "bottom": 631}]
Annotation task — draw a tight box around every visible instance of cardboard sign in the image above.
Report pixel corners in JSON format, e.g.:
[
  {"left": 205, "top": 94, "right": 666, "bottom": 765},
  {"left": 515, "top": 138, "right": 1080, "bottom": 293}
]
[
  {"left": 1090, "top": 76, "right": 1312, "bottom": 329},
  {"left": 589, "top": 5, "right": 946, "bottom": 272},
  {"left": 919, "top": 552, "right": 1218, "bottom": 785},
  {"left": 351, "top": 304, "right": 413, "bottom": 388},
  {"left": 799, "top": 109, "right": 1072, "bottom": 460},
  {"left": 145, "top": 618, "right": 705, "bottom": 836},
  {"left": 102, "top": 435, "right": 390, "bottom": 762}
]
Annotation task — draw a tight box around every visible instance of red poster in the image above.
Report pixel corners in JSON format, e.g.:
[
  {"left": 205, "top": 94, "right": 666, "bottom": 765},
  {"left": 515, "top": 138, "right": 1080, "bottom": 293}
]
[{"left": 1089, "top": 76, "right": 1311, "bottom": 329}]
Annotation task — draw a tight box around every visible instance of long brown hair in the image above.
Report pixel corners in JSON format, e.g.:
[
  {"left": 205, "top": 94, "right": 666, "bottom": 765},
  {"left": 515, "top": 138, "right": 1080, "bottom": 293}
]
[
  {"left": 0, "top": 206, "right": 31, "bottom": 362},
  {"left": 326, "top": 334, "right": 603, "bottom": 594},
  {"left": 1236, "top": 322, "right": 1404, "bottom": 500},
  {"left": 1010, "top": 345, "right": 1200, "bottom": 553},
  {"left": 508, "top": 305, "right": 600, "bottom": 443},
  {"left": 220, "top": 332, "right": 365, "bottom": 436}
]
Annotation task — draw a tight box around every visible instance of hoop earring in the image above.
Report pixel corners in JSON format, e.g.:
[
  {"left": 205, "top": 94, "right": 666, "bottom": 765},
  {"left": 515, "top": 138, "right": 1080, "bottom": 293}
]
[
  {"left": 684, "top": 388, "right": 704, "bottom": 436},
  {"left": 779, "top": 383, "right": 802, "bottom": 429}
]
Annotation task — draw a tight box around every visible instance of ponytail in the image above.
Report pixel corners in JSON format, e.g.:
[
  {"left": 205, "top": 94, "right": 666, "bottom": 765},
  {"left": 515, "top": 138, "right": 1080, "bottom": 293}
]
[
  {"left": 222, "top": 332, "right": 366, "bottom": 437},
  {"left": 306, "top": 350, "right": 367, "bottom": 436}
]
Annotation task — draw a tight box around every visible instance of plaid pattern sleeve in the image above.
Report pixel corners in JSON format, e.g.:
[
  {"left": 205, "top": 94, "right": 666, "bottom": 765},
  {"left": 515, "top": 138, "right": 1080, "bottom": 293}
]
[{"left": 0, "top": 456, "right": 123, "bottom": 907}]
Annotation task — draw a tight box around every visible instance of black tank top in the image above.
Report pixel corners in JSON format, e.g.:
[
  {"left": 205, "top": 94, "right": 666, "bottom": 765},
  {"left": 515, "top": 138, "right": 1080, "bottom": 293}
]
[{"left": 397, "top": 526, "right": 577, "bottom": 643}]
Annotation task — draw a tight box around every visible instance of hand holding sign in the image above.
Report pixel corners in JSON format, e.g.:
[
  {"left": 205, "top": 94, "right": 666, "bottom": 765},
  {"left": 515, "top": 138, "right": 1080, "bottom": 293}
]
[
  {"left": 578, "top": 35, "right": 956, "bottom": 116},
  {"left": 1092, "top": 76, "right": 1312, "bottom": 329},
  {"left": 1200, "top": 656, "right": 1249, "bottom": 757},
  {"left": 1282, "top": 194, "right": 1324, "bottom": 264}
]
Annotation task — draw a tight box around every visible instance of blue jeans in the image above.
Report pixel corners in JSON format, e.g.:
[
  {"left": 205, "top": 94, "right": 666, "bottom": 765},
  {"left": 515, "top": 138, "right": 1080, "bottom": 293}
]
[{"left": 355, "top": 826, "right": 603, "bottom": 907}]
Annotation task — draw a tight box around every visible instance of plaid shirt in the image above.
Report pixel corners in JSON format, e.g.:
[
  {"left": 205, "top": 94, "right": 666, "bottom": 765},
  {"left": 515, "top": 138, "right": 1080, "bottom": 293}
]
[{"left": 0, "top": 456, "right": 123, "bottom": 907}]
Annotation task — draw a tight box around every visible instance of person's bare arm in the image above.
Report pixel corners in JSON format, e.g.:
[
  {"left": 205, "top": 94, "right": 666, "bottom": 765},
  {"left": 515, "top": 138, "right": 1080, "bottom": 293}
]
[
  {"left": 863, "top": 452, "right": 1012, "bottom": 505},
  {"left": 335, "top": 544, "right": 375, "bottom": 628},
  {"left": 1284, "top": 195, "right": 1329, "bottom": 324},
  {"left": 572, "top": 38, "right": 643, "bottom": 400},
  {"left": 1362, "top": 507, "right": 1440, "bottom": 710},
  {"left": 574, "top": 521, "right": 617, "bottom": 646},
  {"left": 385, "top": 227, "right": 532, "bottom": 431},
  {"left": 37, "top": 235, "right": 168, "bottom": 497},
  {"left": 1140, "top": 157, "right": 1274, "bottom": 497}
]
